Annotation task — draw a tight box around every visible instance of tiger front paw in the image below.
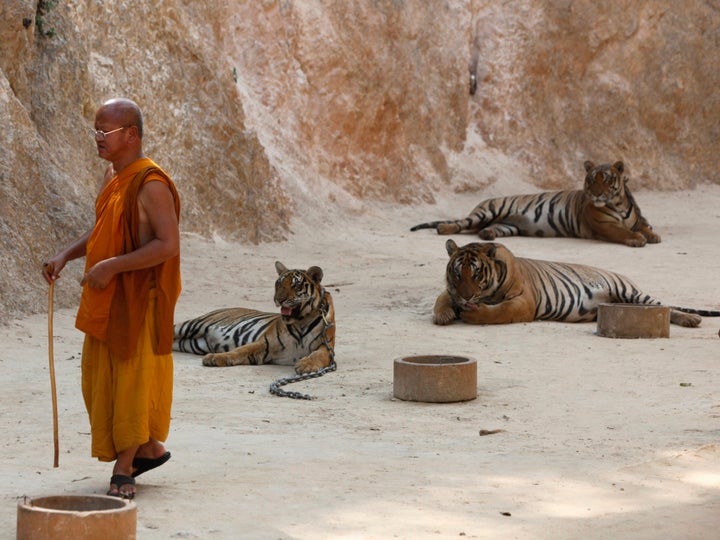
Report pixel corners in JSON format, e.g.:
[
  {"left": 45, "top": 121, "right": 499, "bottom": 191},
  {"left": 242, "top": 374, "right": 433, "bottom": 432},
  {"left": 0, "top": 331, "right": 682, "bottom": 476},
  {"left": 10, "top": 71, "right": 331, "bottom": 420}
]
[
  {"left": 433, "top": 308, "right": 456, "bottom": 325},
  {"left": 296, "top": 358, "right": 325, "bottom": 374},
  {"left": 202, "top": 352, "right": 228, "bottom": 367},
  {"left": 295, "top": 349, "right": 331, "bottom": 373},
  {"left": 624, "top": 233, "right": 647, "bottom": 248},
  {"left": 478, "top": 229, "right": 497, "bottom": 240},
  {"left": 644, "top": 231, "right": 661, "bottom": 244}
]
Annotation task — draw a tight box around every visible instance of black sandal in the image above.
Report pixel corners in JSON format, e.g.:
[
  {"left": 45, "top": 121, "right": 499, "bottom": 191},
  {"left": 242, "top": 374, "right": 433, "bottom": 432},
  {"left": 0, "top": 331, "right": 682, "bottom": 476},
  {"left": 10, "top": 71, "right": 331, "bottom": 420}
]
[
  {"left": 132, "top": 450, "right": 171, "bottom": 478},
  {"left": 108, "top": 474, "right": 136, "bottom": 499}
]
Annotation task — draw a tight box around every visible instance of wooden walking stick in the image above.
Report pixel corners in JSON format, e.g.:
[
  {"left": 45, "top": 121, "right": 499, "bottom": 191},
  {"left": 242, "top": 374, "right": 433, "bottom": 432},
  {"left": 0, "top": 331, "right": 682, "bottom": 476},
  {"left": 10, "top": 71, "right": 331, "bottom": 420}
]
[{"left": 47, "top": 279, "right": 59, "bottom": 468}]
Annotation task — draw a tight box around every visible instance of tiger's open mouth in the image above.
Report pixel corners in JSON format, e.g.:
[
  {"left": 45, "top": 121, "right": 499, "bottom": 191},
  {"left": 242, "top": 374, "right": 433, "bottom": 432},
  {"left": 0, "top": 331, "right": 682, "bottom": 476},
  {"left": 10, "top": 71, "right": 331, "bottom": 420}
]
[{"left": 280, "top": 305, "right": 298, "bottom": 317}]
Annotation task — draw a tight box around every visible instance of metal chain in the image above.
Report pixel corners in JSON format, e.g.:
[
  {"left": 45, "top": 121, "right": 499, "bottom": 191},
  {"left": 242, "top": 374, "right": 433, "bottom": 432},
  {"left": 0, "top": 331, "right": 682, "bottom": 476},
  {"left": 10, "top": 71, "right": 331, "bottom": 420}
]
[{"left": 269, "top": 300, "right": 336, "bottom": 400}]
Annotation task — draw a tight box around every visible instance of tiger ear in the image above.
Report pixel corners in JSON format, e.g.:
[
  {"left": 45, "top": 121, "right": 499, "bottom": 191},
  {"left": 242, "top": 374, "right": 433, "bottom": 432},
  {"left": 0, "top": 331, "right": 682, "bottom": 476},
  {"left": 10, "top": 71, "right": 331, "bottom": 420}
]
[
  {"left": 445, "top": 239, "right": 459, "bottom": 256},
  {"left": 613, "top": 161, "right": 624, "bottom": 174},
  {"left": 275, "top": 261, "right": 288, "bottom": 276},
  {"left": 584, "top": 160, "right": 595, "bottom": 172},
  {"left": 306, "top": 266, "right": 324, "bottom": 283},
  {"left": 483, "top": 242, "right": 497, "bottom": 258}
]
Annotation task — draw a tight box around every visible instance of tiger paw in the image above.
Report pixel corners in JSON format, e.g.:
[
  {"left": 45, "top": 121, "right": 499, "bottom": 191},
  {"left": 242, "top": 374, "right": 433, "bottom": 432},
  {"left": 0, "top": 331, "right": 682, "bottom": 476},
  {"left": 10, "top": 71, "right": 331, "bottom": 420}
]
[
  {"left": 644, "top": 232, "right": 661, "bottom": 244},
  {"left": 433, "top": 308, "right": 456, "bottom": 326},
  {"left": 202, "top": 353, "right": 228, "bottom": 367},
  {"left": 295, "top": 358, "right": 326, "bottom": 374},
  {"left": 671, "top": 311, "right": 702, "bottom": 328},
  {"left": 624, "top": 234, "right": 647, "bottom": 247}
]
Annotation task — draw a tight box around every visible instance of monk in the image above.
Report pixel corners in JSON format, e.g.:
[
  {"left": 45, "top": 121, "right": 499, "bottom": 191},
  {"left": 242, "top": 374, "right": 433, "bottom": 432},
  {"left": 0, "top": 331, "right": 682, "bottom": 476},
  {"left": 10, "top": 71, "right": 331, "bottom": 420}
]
[{"left": 42, "top": 98, "right": 181, "bottom": 499}]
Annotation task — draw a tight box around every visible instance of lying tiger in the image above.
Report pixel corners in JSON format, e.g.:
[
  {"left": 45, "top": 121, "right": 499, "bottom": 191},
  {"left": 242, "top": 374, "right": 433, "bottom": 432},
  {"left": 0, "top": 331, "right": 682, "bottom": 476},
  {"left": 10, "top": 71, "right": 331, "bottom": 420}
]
[
  {"left": 433, "top": 239, "right": 720, "bottom": 327},
  {"left": 173, "top": 262, "right": 335, "bottom": 372},
  {"left": 411, "top": 160, "right": 660, "bottom": 247}
]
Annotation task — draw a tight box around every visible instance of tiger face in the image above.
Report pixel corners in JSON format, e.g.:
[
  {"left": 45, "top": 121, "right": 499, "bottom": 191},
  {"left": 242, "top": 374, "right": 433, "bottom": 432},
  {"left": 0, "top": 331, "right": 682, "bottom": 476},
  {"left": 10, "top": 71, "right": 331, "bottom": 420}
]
[
  {"left": 583, "top": 160, "right": 626, "bottom": 208},
  {"left": 274, "top": 262, "right": 324, "bottom": 320},
  {"left": 444, "top": 240, "right": 507, "bottom": 310},
  {"left": 434, "top": 239, "right": 533, "bottom": 325}
]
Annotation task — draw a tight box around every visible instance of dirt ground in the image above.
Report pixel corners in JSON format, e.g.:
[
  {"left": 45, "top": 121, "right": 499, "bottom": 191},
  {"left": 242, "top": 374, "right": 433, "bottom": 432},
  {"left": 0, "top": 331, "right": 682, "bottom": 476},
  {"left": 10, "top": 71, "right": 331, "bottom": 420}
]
[{"left": 3, "top": 184, "right": 720, "bottom": 539}]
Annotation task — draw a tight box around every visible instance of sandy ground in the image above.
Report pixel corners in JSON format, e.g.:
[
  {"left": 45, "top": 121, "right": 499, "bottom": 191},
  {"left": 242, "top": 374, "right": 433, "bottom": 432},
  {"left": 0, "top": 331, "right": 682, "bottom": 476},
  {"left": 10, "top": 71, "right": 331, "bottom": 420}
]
[{"left": 2, "top": 184, "right": 720, "bottom": 539}]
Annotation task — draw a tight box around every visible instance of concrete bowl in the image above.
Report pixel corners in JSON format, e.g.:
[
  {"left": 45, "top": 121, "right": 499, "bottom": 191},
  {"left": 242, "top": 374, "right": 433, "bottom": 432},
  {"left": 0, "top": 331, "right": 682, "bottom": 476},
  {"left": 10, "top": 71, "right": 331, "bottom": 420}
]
[
  {"left": 17, "top": 494, "right": 137, "bottom": 540},
  {"left": 597, "top": 303, "right": 670, "bottom": 339},
  {"left": 393, "top": 355, "right": 477, "bottom": 403}
]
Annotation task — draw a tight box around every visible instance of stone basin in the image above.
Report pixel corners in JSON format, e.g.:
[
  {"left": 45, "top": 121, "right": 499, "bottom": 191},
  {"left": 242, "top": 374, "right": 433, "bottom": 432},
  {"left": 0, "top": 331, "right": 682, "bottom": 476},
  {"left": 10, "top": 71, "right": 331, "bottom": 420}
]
[{"left": 393, "top": 355, "right": 477, "bottom": 403}]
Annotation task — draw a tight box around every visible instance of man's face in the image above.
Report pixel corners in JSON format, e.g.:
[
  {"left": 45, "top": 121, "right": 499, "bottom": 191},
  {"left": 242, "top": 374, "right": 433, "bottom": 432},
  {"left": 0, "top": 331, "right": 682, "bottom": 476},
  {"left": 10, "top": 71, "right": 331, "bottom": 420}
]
[{"left": 93, "top": 107, "right": 129, "bottom": 161}]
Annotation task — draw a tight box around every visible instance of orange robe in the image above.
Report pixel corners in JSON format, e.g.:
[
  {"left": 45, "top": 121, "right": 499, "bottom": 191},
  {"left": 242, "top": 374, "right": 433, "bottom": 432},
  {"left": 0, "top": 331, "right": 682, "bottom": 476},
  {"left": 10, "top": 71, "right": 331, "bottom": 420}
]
[
  {"left": 76, "top": 157, "right": 181, "bottom": 461},
  {"left": 82, "top": 291, "right": 174, "bottom": 461}
]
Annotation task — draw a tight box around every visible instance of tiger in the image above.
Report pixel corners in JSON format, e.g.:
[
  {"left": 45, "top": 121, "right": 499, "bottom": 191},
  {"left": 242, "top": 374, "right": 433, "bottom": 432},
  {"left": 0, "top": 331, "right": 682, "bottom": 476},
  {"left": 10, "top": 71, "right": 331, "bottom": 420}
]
[
  {"left": 411, "top": 160, "right": 661, "bottom": 247},
  {"left": 433, "top": 239, "right": 720, "bottom": 327},
  {"left": 173, "top": 261, "right": 335, "bottom": 372}
]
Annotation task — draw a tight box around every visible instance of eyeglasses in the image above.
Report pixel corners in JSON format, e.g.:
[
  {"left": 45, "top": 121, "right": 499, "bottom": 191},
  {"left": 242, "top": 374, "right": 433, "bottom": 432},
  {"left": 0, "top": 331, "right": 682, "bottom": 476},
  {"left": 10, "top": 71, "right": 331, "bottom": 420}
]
[{"left": 90, "top": 126, "right": 129, "bottom": 141}]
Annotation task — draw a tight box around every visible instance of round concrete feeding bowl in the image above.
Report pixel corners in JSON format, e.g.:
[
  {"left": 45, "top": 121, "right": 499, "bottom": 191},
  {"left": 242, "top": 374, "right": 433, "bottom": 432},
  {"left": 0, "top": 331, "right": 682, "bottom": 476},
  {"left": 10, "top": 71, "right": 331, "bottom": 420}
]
[
  {"left": 393, "top": 355, "right": 477, "bottom": 403},
  {"left": 17, "top": 495, "right": 137, "bottom": 540},
  {"left": 597, "top": 303, "right": 670, "bottom": 339}
]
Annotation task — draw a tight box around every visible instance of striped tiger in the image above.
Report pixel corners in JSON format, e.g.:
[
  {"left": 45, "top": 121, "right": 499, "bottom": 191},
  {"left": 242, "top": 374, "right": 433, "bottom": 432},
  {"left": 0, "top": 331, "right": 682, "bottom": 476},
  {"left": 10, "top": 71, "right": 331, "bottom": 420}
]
[
  {"left": 411, "top": 160, "right": 660, "bottom": 247},
  {"left": 173, "top": 262, "right": 335, "bottom": 372},
  {"left": 433, "top": 239, "right": 720, "bottom": 327}
]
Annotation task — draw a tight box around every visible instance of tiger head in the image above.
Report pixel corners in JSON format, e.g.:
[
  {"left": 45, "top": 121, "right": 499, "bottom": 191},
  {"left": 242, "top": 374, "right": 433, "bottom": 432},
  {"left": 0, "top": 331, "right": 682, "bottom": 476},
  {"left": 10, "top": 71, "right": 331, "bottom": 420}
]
[
  {"left": 583, "top": 160, "right": 628, "bottom": 208},
  {"left": 444, "top": 239, "right": 512, "bottom": 311},
  {"left": 274, "top": 262, "right": 325, "bottom": 320}
]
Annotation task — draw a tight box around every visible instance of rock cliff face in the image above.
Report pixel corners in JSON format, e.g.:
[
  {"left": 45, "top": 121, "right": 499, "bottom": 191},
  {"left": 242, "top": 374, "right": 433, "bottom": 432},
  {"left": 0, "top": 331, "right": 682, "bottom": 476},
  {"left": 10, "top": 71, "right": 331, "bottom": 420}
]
[{"left": 1, "top": 1, "right": 718, "bottom": 320}]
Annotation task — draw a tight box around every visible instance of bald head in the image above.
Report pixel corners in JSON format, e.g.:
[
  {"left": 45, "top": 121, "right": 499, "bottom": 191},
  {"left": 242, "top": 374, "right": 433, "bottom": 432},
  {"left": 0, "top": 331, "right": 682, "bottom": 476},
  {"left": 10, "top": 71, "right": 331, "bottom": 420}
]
[
  {"left": 99, "top": 98, "right": 144, "bottom": 139},
  {"left": 93, "top": 97, "right": 147, "bottom": 171}
]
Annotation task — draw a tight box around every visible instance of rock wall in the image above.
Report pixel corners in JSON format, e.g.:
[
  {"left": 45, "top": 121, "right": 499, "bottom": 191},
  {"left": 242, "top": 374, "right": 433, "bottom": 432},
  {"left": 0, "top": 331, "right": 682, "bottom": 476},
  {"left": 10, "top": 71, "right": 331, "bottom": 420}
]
[
  {"left": 1, "top": 0, "right": 718, "bottom": 321},
  {"left": 468, "top": 1, "right": 720, "bottom": 188}
]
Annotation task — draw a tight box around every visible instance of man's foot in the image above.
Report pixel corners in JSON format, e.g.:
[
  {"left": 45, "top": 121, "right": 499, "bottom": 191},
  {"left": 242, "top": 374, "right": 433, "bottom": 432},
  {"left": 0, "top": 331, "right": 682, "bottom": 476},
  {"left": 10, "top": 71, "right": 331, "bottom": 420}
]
[
  {"left": 107, "top": 474, "right": 135, "bottom": 499},
  {"left": 133, "top": 439, "right": 168, "bottom": 460},
  {"left": 132, "top": 450, "right": 171, "bottom": 478}
]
